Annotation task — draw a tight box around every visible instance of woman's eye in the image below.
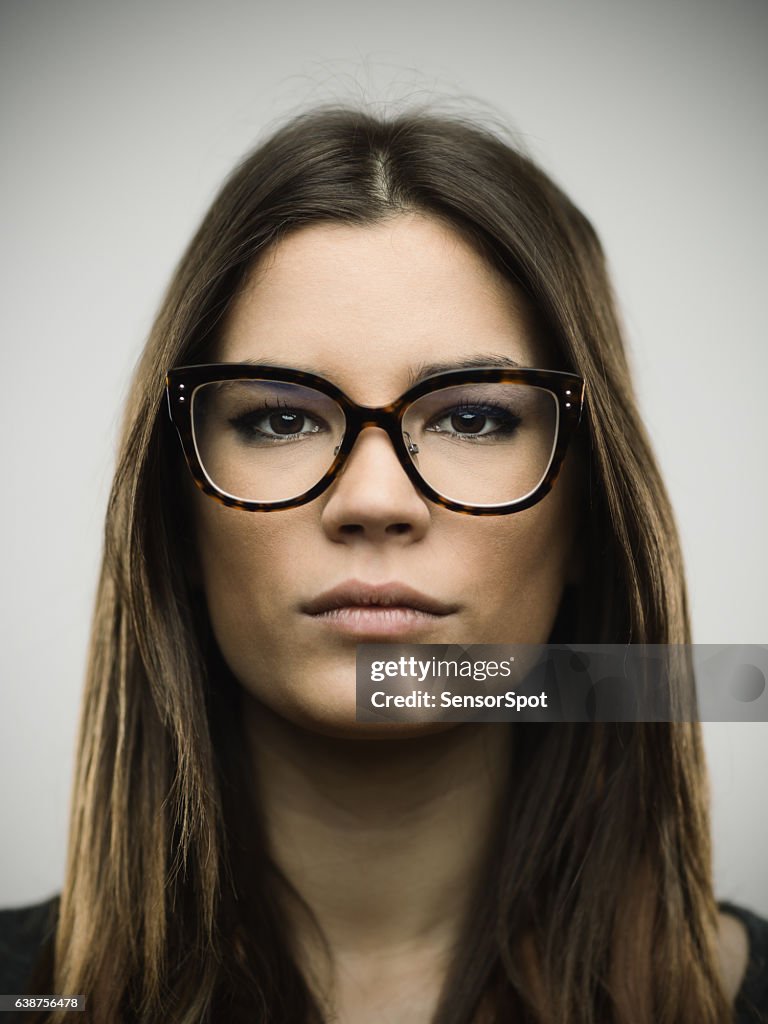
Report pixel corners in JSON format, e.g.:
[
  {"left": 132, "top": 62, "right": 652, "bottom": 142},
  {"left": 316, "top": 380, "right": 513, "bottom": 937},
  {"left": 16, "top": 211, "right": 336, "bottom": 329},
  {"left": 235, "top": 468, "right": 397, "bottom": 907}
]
[
  {"left": 229, "top": 406, "right": 323, "bottom": 441},
  {"left": 427, "top": 406, "right": 521, "bottom": 439}
]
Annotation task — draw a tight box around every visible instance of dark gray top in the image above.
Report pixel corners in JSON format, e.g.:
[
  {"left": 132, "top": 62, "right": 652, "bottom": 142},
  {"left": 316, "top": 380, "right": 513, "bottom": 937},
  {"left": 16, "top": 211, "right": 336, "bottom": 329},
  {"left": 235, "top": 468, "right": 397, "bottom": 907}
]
[{"left": 1, "top": 897, "right": 766, "bottom": 1020}]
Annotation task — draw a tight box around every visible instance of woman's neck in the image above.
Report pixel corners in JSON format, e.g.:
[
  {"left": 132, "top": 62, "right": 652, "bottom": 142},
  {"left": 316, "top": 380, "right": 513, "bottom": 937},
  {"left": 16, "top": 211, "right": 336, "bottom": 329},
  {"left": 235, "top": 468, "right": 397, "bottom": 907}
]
[{"left": 243, "top": 701, "right": 511, "bottom": 1018}]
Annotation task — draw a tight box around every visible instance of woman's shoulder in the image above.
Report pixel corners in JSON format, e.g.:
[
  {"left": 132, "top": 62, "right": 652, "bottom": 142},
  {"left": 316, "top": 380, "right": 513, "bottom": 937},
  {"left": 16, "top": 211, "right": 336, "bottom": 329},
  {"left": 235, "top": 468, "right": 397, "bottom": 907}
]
[
  {"left": 720, "top": 901, "right": 768, "bottom": 1023},
  {"left": 1, "top": 895, "right": 766, "bottom": 1018},
  {"left": 0, "top": 895, "right": 58, "bottom": 993}
]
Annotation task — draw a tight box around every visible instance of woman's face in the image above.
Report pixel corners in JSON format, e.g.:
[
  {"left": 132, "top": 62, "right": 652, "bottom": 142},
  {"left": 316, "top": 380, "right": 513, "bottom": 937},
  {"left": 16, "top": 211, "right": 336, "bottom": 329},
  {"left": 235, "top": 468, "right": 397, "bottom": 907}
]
[{"left": 192, "top": 214, "right": 580, "bottom": 735}]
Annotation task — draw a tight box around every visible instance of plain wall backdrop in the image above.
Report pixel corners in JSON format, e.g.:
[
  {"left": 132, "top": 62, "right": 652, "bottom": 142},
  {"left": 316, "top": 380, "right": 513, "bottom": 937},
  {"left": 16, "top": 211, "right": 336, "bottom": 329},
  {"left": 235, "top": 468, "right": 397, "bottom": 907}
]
[{"left": 1, "top": 0, "right": 766, "bottom": 914}]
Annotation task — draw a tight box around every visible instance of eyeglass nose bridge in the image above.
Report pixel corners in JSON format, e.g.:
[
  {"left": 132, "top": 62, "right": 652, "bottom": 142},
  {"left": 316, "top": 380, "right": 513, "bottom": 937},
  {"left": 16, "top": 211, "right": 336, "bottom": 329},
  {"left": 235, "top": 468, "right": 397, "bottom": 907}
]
[{"left": 331, "top": 407, "right": 419, "bottom": 458}]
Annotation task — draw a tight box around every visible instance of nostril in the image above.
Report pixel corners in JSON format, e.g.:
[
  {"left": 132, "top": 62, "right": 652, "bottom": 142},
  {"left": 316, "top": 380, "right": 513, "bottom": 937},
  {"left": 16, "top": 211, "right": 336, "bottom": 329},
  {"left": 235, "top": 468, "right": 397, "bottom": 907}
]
[
  {"left": 339, "top": 523, "right": 365, "bottom": 536},
  {"left": 387, "top": 523, "right": 411, "bottom": 535}
]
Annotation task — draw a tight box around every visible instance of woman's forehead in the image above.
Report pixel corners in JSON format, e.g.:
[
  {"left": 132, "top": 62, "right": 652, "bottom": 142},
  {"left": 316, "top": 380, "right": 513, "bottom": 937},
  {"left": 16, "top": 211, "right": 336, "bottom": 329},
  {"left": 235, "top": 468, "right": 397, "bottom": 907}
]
[{"left": 214, "top": 214, "right": 549, "bottom": 400}]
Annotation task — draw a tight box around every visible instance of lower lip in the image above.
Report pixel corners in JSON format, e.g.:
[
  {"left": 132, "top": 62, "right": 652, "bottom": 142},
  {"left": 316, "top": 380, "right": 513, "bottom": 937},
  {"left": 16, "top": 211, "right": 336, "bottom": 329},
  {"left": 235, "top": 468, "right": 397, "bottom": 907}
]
[{"left": 306, "top": 606, "right": 449, "bottom": 638}]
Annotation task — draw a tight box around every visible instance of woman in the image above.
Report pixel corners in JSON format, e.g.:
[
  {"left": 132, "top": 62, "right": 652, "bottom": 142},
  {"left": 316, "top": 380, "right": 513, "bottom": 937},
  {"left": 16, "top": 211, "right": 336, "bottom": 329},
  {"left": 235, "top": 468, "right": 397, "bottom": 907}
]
[{"left": 2, "top": 105, "right": 766, "bottom": 1022}]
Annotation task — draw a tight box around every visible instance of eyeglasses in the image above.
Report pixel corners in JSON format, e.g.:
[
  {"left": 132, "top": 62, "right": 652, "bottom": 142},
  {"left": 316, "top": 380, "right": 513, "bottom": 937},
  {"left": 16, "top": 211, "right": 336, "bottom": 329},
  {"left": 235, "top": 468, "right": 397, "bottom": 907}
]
[{"left": 165, "top": 364, "right": 585, "bottom": 515}]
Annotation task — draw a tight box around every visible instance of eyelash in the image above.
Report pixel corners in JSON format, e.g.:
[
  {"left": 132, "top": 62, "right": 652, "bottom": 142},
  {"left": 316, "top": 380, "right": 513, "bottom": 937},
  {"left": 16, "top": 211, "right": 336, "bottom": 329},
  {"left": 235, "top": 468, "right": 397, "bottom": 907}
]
[
  {"left": 228, "top": 401, "right": 326, "bottom": 442},
  {"left": 425, "top": 401, "right": 522, "bottom": 439},
  {"left": 226, "top": 399, "right": 522, "bottom": 445}
]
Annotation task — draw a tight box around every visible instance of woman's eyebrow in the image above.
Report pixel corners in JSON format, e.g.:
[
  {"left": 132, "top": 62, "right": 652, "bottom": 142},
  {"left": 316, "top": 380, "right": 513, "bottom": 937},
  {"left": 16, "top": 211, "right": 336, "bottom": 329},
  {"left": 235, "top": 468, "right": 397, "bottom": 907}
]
[
  {"left": 236, "top": 353, "right": 524, "bottom": 385},
  {"left": 240, "top": 356, "right": 318, "bottom": 373},
  {"left": 408, "top": 354, "right": 522, "bottom": 386}
]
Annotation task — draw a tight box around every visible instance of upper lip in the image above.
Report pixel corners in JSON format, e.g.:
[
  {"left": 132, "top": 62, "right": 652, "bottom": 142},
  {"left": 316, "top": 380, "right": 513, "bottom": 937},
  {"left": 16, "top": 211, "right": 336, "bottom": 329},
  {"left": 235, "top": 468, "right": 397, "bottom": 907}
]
[{"left": 302, "top": 581, "right": 459, "bottom": 616}]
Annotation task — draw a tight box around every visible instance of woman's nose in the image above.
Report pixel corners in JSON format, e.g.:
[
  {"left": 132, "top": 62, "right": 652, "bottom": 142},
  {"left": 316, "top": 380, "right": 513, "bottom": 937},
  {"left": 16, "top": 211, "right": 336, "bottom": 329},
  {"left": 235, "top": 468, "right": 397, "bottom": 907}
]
[{"left": 319, "top": 427, "right": 431, "bottom": 544}]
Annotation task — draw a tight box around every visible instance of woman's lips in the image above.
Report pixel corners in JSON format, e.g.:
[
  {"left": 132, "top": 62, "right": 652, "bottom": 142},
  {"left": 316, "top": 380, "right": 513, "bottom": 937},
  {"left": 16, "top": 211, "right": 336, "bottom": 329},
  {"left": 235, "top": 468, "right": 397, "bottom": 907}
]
[
  {"left": 306, "top": 605, "right": 448, "bottom": 638},
  {"left": 301, "top": 581, "right": 459, "bottom": 638}
]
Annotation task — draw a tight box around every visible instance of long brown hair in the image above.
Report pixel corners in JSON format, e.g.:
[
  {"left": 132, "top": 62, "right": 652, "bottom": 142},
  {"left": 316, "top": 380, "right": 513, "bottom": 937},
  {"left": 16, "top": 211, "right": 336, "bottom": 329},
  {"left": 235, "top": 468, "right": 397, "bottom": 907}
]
[{"left": 39, "top": 105, "right": 730, "bottom": 1022}]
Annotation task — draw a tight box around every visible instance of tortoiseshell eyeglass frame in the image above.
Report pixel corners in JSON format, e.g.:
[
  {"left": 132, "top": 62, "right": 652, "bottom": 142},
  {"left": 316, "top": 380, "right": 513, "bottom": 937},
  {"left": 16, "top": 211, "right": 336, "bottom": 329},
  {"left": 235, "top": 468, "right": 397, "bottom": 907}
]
[{"left": 165, "top": 363, "right": 586, "bottom": 515}]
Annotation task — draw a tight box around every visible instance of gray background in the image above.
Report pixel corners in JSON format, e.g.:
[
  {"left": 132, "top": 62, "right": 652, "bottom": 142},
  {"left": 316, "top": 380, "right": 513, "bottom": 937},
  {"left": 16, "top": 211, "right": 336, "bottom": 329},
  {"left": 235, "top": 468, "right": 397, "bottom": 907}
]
[{"left": 1, "top": 0, "right": 766, "bottom": 913}]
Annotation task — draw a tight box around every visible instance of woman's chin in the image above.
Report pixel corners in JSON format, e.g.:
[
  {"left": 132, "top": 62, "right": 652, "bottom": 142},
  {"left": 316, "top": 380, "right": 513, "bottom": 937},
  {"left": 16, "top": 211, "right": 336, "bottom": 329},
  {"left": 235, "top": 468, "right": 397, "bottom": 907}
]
[{"left": 240, "top": 673, "right": 453, "bottom": 741}]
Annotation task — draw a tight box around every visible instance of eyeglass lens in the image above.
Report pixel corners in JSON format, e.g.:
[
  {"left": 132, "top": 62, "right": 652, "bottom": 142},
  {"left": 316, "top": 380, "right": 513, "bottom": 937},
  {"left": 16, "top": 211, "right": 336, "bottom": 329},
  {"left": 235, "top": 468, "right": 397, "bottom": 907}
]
[{"left": 190, "top": 379, "right": 559, "bottom": 507}]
